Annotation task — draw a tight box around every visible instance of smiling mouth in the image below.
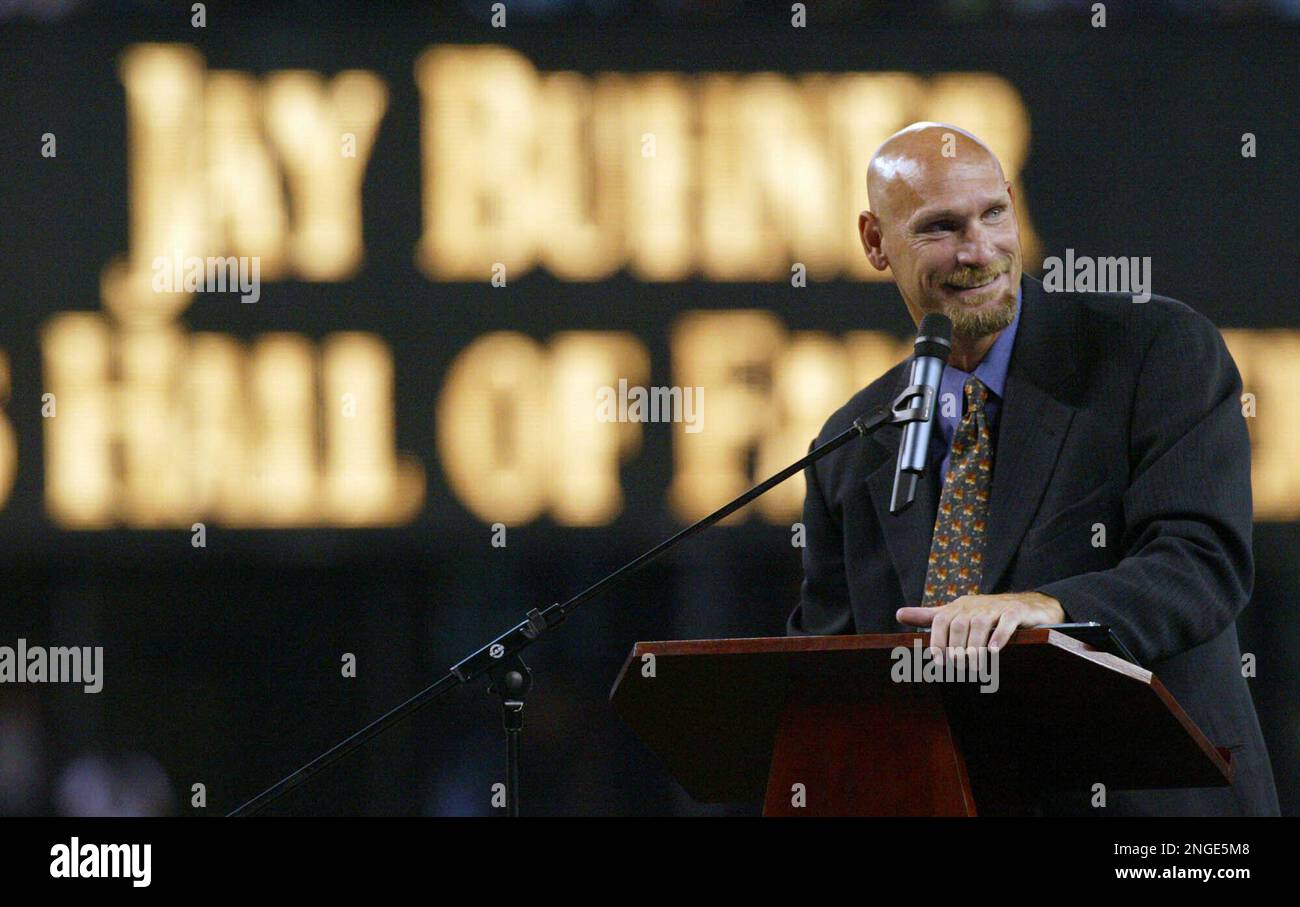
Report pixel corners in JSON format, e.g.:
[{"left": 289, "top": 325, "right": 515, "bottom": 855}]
[{"left": 944, "top": 273, "right": 1002, "bottom": 295}]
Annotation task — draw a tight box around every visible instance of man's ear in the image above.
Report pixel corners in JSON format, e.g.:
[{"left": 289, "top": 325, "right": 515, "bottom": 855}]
[{"left": 859, "top": 211, "right": 889, "bottom": 271}]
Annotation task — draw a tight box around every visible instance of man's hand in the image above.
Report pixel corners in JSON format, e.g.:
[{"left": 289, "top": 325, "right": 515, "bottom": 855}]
[{"left": 896, "top": 592, "right": 1065, "bottom": 653}]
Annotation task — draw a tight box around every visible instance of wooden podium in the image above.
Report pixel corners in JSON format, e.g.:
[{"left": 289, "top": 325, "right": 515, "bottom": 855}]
[{"left": 610, "top": 630, "right": 1233, "bottom": 816}]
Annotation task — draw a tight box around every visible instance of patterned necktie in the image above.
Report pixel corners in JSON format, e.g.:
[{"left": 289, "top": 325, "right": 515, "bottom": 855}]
[{"left": 921, "top": 375, "right": 993, "bottom": 607}]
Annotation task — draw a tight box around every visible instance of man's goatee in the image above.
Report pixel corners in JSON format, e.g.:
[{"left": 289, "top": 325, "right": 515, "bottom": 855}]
[{"left": 947, "top": 293, "right": 1017, "bottom": 341}]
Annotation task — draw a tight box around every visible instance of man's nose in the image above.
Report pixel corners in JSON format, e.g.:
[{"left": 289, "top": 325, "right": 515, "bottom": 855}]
[{"left": 954, "top": 226, "right": 997, "bottom": 267}]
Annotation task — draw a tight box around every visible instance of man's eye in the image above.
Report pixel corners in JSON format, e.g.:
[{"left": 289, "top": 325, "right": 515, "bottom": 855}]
[
  {"left": 985, "top": 206, "right": 1005, "bottom": 218},
  {"left": 924, "top": 221, "right": 953, "bottom": 232}
]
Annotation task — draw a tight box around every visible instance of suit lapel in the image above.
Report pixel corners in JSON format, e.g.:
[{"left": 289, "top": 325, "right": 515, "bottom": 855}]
[
  {"left": 864, "top": 275, "right": 1080, "bottom": 602},
  {"left": 979, "top": 276, "right": 1078, "bottom": 593}
]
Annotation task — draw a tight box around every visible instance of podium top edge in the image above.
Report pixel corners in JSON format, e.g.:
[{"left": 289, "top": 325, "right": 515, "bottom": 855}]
[{"left": 627, "top": 630, "right": 1151, "bottom": 681}]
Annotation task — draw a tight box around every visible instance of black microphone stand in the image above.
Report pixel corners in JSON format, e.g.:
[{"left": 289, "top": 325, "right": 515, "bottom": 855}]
[{"left": 228, "top": 393, "right": 927, "bottom": 817}]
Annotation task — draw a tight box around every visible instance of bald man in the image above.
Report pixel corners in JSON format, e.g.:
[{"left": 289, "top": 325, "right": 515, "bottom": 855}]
[{"left": 788, "top": 123, "right": 1279, "bottom": 816}]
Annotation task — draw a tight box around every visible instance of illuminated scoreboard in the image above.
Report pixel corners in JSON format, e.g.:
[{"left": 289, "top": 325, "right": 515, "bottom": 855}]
[{"left": 8, "top": 44, "right": 1298, "bottom": 530}]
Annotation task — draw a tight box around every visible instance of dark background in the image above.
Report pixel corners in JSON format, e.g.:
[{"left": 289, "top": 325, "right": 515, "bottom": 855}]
[{"left": 0, "top": 1, "right": 1296, "bottom": 816}]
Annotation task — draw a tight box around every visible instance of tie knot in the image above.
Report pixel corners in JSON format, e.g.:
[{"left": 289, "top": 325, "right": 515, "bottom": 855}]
[{"left": 963, "top": 376, "right": 989, "bottom": 412}]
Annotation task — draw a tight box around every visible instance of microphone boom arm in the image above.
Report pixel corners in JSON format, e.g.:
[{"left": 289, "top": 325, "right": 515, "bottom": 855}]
[{"left": 228, "top": 401, "right": 916, "bottom": 817}]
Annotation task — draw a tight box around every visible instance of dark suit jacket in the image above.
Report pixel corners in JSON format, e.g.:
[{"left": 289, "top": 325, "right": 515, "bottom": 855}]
[{"left": 788, "top": 274, "right": 1279, "bottom": 816}]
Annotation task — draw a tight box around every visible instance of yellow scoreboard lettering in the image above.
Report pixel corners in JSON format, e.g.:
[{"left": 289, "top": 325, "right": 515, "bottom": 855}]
[
  {"left": 0, "top": 353, "right": 16, "bottom": 511},
  {"left": 40, "top": 315, "right": 423, "bottom": 528},
  {"left": 435, "top": 331, "right": 649, "bottom": 526},
  {"left": 414, "top": 46, "right": 1042, "bottom": 282}
]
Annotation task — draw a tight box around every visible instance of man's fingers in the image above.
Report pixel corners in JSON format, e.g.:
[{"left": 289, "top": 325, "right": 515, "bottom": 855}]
[
  {"left": 947, "top": 613, "right": 970, "bottom": 651},
  {"left": 968, "top": 612, "right": 996, "bottom": 649},
  {"left": 929, "top": 608, "right": 952, "bottom": 654},
  {"left": 899, "top": 596, "right": 1042, "bottom": 655},
  {"left": 896, "top": 606, "right": 937, "bottom": 627},
  {"left": 989, "top": 611, "right": 1021, "bottom": 650}
]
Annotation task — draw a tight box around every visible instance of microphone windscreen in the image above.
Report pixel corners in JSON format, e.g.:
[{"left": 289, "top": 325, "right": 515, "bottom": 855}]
[
  {"left": 919, "top": 313, "right": 952, "bottom": 343},
  {"left": 915, "top": 313, "right": 953, "bottom": 360}
]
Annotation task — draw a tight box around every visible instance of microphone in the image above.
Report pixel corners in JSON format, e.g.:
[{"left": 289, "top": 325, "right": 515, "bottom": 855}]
[{"left": 889, "top": 313, "right": 953, "bottom": 514}]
